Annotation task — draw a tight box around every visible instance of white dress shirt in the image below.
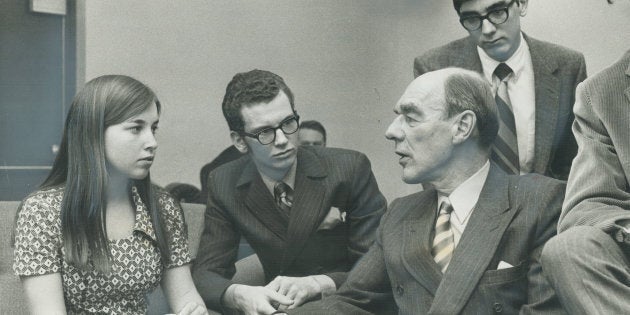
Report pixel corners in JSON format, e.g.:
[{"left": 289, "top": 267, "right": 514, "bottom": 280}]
[
  {"left": 437, "top": 161, "right": 490, "bottom": 247},
  {"left": 478, "top": 33, "right": 536, "bottom": 174}
]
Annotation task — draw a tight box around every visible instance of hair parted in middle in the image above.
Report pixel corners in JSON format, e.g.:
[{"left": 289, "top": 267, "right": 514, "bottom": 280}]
[
  {"left": 40, "top": 74, "right": 169, "bottom": 272},
  {"left": 221, "top": 69, "right": 296, "bottom": 132}
]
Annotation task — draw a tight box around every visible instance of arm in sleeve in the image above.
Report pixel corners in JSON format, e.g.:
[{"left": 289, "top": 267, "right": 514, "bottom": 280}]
[
  {"left": 191, "top": 179, "right": 241, "bottom": 311},
  {"left": 13, "top": 193, "right": 67, "bottom": 314},
  {"left": 291, "top": 222, "right": 397, "bottom": 315},
  {"left": 159, "top": 193, "right": 192, "bottom": 268},
  {"left": 324, "top": 153, "right": 387, "bottom": 287},
  {"left": 520, "top": 179, "right": 566, "bottom": 315},
  {"left": 559, "top": 82, "right": 630, "bottom": 233},
  {"left": 551, "top": 53, "right": 588, "bottom": 180}
]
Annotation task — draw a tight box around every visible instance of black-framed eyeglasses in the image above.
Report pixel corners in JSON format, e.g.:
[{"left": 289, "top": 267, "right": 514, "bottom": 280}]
[
  {"left": 459, "top": 0, "right": 518, "bottom": 31},
  {"left": 239, "top": 115, "right": 300, "bottom": 145}
]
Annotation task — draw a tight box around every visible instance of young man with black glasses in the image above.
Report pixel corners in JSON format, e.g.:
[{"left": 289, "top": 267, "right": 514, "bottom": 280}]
[
  {"left": 192, "top": 69, "right": 387, "bottom": 314},
  {"left": 414, "top": 0, "right": 586, "bottom": 180}
]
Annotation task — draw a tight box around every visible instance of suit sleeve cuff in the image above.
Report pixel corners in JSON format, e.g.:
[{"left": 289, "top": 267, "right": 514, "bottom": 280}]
[
  {"left": 323, "top": 271, "right": 346, "bottom": 290},
  {"left": 311, "top": 275, "right": 336, "bottom": 298}
]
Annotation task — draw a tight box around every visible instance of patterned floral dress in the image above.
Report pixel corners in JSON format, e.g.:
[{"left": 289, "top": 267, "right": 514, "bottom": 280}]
[{"left": 13, "top": 186, "right": 191, "bottom": 314}]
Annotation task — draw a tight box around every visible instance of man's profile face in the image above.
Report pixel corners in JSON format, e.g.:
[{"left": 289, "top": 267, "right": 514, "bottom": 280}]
[
  {"left": 238, "top": 91, "right": 299, "bottom": 180},
  {"left": 459, "top": 0, "right": 527, "bottom": 62},
  {"left": 385, "top": 74, "right": 455, "bottom": 184},
  {"left": 298, "top": 128, "right": 326, "bottom": 147}
]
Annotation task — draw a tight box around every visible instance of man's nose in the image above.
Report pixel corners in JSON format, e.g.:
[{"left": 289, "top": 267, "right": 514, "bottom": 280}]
[
  {"left": 480, "top": 18, "right": 497, "bottom": 35},
  {"left": 385, "top": 116, "right": 403, "bottom": 141},
  {"left": 274, "top": 128, "right": 289, "bottom": 145}
]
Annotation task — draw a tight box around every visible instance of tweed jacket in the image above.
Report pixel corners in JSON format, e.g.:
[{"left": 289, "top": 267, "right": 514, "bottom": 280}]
[
  {"left": 192, "top": 146, "right": 387, "bottom": 310},
  {"left": 559, "top": 50, "right": 630, "bottom": 234},
  {"left": 414, "top": 35, "right": 587, "bottom": 180},
  {"left": 293, "top": 164, "right": 566, "bottom": 314}
]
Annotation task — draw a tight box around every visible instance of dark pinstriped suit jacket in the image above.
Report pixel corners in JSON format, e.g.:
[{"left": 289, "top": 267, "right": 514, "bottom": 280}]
[
  {"left": 293, "top": 164, "right": 566, "bottom": 314},
  {"left": 414, "top": 34, "right": 587, "bottom": 180},
  {"left": 192, "top": 146, "right": 387, "bottom": 310}
]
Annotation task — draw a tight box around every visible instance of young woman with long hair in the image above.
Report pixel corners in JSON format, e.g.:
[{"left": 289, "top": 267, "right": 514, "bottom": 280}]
[{"left": 13, "top": 75, "right": 207, "bottom": 315}]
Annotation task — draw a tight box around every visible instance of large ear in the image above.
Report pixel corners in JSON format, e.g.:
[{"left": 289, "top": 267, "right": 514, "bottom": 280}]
[
  {"left": 452, "top": 110, "right": 477, "bottom": 145},
  {"left": 518, "top": 0, "right": 529, "bottom": 17},
  {"left": 230, "top": 131, "right": 249, "bottom": 153}
]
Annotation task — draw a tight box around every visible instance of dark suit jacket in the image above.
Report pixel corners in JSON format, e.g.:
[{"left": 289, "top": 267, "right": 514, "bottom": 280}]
[
  {"left": 293, "top": 164, "right": 565, "bottom": 314},
  {"left": 192, "top": 146, "right": 387, "bottom": 310},
  {"left": 414, "top": 35, "right": 587, "bottom": 180},
  {"left": 559, "top": 50, "right": 630, "bottom": 234}
]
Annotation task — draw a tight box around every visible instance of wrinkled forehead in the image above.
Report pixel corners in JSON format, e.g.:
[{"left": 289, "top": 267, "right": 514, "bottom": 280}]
[{"left": 395, "top": 74, "right": 445, "bottom": 112}]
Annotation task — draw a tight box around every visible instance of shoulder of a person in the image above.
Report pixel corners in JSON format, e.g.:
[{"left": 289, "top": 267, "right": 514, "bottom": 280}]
[
  {"left": 383, "top": 190, "right": 429, "bottom": 222},
  {"left": 304, "top": 146, "right": 371, "bottom": 171},
  {"left": 510, "top": 173, "right": 565, "bottom": 201},
  {"left": 525, "top": 35, "right": 584, "bottom": 63},
  {"left": 21, "top": 186, "right": 64, "bottom": 210},
  {"left": 208, "top": 154, "right": 249, "bottom": 179},
  {"left": 580, "top": 53, "right": 630, "bottom": 94},
  {"left": 415, "top": 37, "right": 471, "bottom": 62}
]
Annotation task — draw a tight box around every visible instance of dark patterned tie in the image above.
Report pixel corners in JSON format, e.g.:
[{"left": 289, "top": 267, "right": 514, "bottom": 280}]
[
  {"left": 431, "top": 198, "right": 454, "bottom": 273},
  {"left": 274, "top": 181, "right": 293, "bottom": 217},
  {"left": 491, "top": 63, "right": 520, "bottom": 174}
]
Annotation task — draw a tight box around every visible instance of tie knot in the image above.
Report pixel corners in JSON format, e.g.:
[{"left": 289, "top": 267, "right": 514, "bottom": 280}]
[
  {"left": 439, "top": 198, "right": 454, "bottom": 215},
  {"left": 494, "top": 63, "right": 513, "bottom": 81},
  {"left": 274, "top": 181, "right": 291, "bottom": 196}
]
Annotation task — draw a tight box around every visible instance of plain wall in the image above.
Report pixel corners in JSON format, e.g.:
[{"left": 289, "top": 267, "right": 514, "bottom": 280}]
[{"left": 82, "top": 1, "right": 630, "bottom": 202}]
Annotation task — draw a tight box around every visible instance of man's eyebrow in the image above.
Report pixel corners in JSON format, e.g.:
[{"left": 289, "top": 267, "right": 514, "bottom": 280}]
[
  {"left": 250, "top": 114, "right": 294, "bottom": 133},
  {"left": 398, "top": 102, "right": 419, "bottom": 115}
]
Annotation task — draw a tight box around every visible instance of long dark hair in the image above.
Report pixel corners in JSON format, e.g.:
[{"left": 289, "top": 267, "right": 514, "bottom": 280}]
[{"left": 41, "top": 75, "right": 170, "bottom": 271}]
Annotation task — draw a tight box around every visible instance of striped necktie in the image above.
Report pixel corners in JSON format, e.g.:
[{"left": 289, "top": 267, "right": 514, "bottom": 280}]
[
  {"left": 274, "top": 181, "right": 293, "bottom": 217},
  {"left": 432, "top": 198, "right": 454, "bottom": 274},
  {"left": 491, "top": 63, "right": 520, "bottom": 174}
]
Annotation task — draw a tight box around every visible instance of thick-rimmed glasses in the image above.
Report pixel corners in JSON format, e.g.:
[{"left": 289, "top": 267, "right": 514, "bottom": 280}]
[
  {"left": 240, "top": 115, "right": 300, "bottom": 145},
  {"left": 459, "top": 0, "right": 518, "bottom": 31}
]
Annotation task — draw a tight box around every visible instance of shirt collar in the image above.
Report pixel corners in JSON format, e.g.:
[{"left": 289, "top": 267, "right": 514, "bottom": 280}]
[
  {"left": 478, "top": 33, "right": 530, "bottom": 82},
  {"left": 440, "top": 160, "right": 490, "bottom": 222},
  {"left": 131, "top": 186, "right": 157, "bottom": 241},
  {"left": 261, "top": 159, "right": 298, "bottom": 193}
]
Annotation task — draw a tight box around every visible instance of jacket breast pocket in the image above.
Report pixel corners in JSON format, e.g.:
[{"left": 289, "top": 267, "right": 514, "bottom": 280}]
[
  {"left": 480, "top": 260, "right": 527, "bottom": 285},
  {"left": 478, "top": 261, "right": 528, "bottom": 313}
]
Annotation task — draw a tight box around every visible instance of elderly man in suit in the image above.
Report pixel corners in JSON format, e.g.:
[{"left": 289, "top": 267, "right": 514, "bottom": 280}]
[
  {"left": 191, "top": 69, "right": 387, "bottom": 314},
  {"left": 414, "top": 0, "right": 586, "bottom": 180},
  {"left": 541, "top": 50, "right": 630, "bottom": 314},
  {"left": 286, "top": 68, "right": 565, "bottom": 314}
]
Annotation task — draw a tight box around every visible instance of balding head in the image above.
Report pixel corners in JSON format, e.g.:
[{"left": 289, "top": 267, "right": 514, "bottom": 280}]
[{"left": 385, "top": 68, "right": 498, "bottom": 186}]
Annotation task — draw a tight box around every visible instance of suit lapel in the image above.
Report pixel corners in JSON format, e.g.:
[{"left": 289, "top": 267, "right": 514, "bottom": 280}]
[
  {"left": 240, "top": 160, "right": 289, "bottom": 240},
  {"left": 527, "top": 35, "right": 561, "bottom": 174},
  {"left": 430, "top": 164, "right": 520, "bottom": 315},
  {"left": 400, "top": 189, "right": 443, "bottom": 294},
  {"left": 281, "top": 149, "right": 328, "bottom": 270}
]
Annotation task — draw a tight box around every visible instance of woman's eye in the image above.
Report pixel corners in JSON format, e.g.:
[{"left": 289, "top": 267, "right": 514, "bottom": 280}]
[
  {"left": 130, "top": 126, "right": 142, "bottom": 134},
  {"left": 151, "top": 125, "right": 159, "bottom": 134}
]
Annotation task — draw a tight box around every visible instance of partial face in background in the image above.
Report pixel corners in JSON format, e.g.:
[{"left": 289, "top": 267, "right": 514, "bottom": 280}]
[
  {"left": 105, "top": 103, "right": 159, "bottom": 181},
  {"left": 385, "top": 72, "right": 456, "bottom": 184},
  {"left": 298, "top": 128, "right": 326, "bottom": 147},
  {"left": 459, "top": 0, "right": 528, "bottom": 62},
  {"left": 234, "top": 91, "right": 299, "bottom": 180}
]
